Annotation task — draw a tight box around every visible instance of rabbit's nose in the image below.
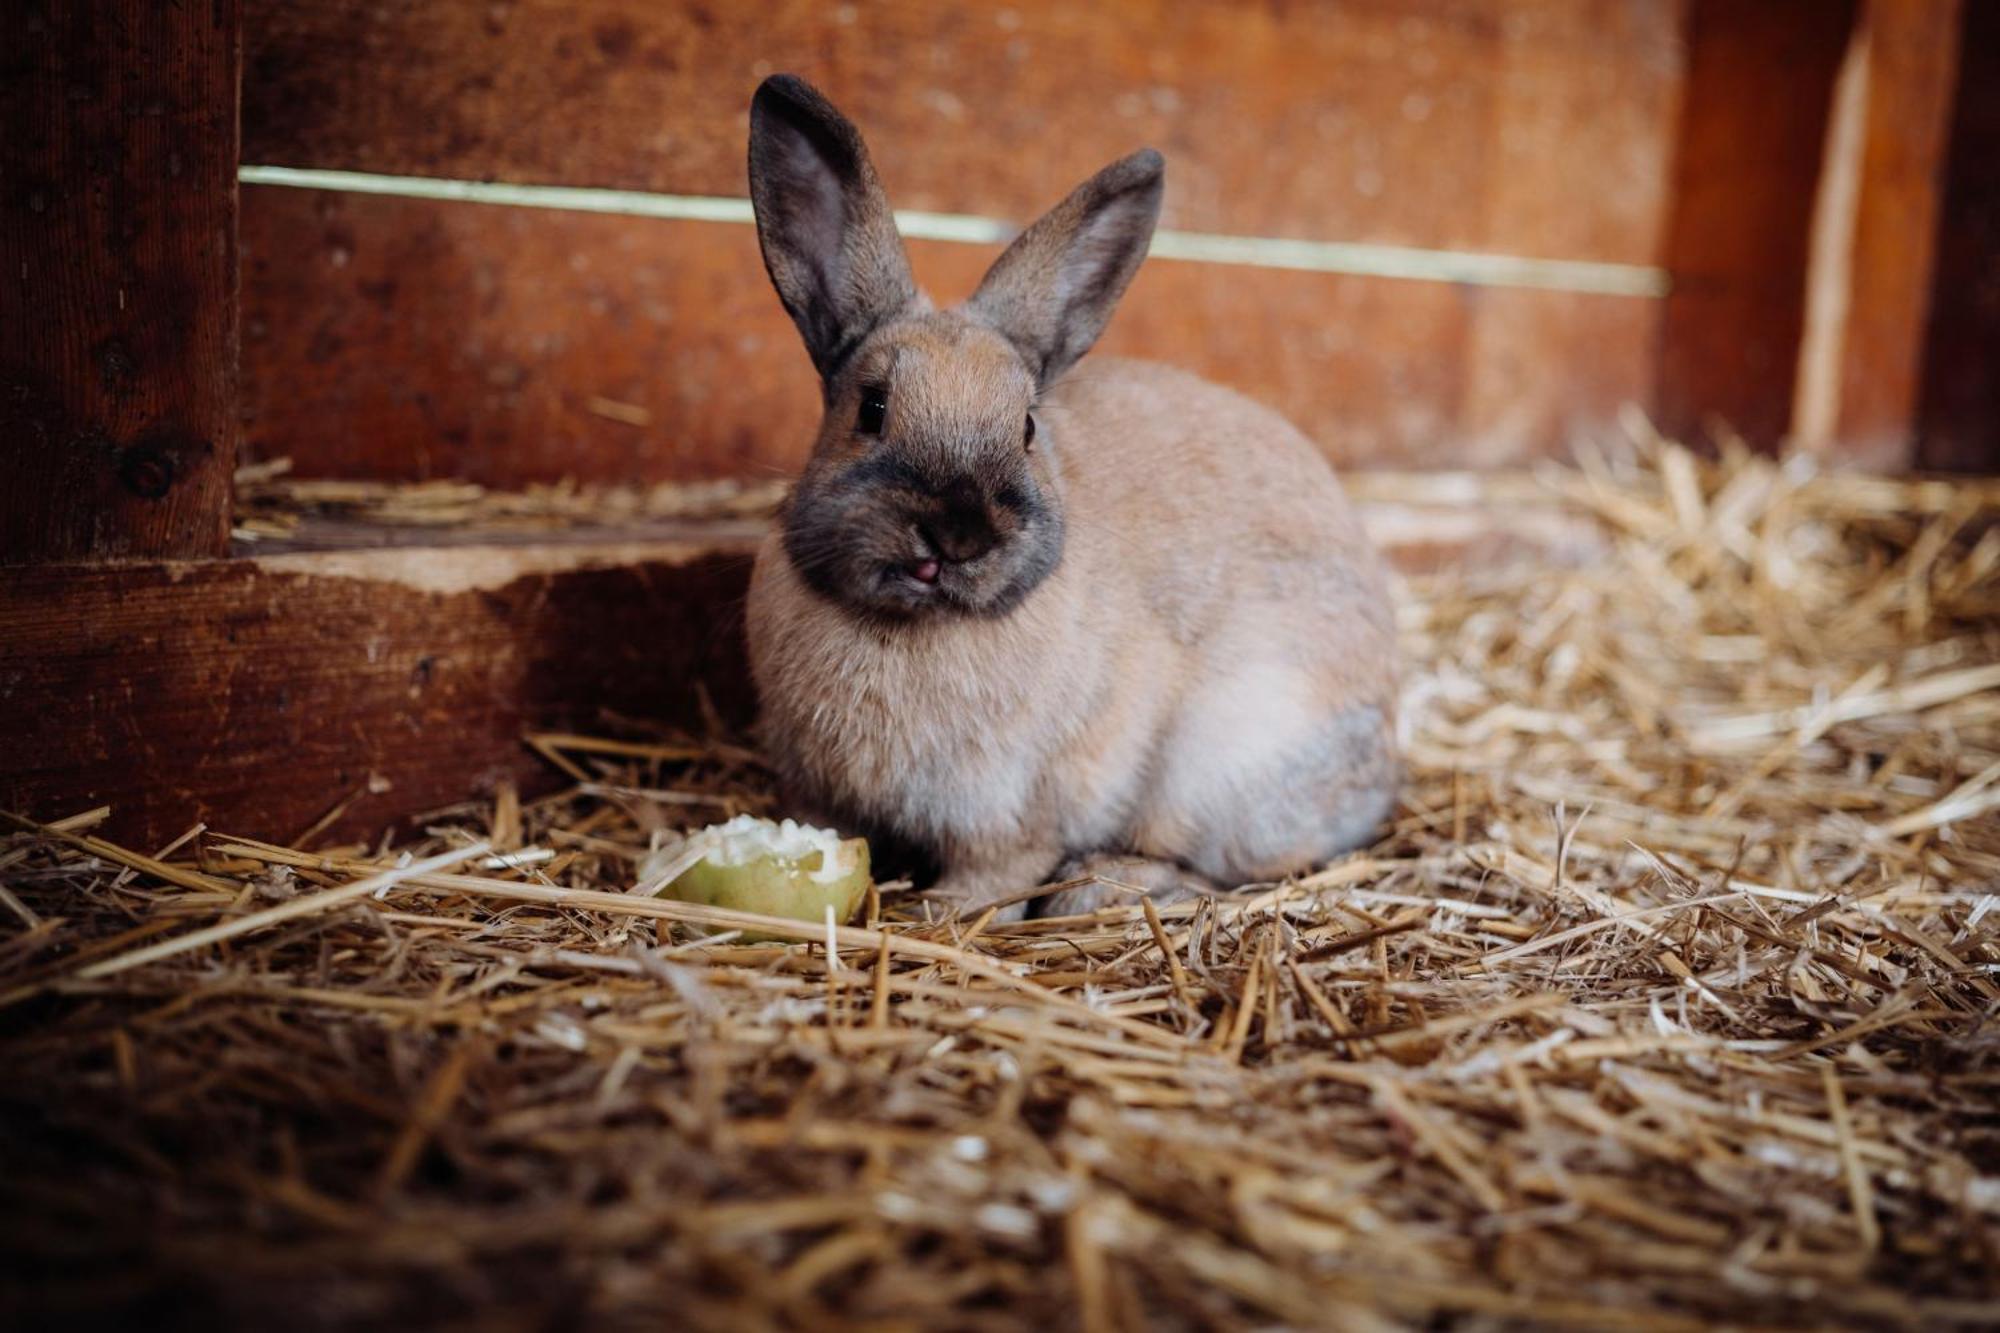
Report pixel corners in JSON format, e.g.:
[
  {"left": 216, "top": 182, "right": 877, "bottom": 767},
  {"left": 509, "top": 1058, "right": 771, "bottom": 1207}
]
[{"left": 920, "top": 506, "right": 999, "bottom": 564}]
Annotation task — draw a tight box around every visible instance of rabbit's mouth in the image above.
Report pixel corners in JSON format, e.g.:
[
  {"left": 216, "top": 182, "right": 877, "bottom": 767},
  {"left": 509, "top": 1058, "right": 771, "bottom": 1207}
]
[
  {"left": 883, "top": 527, "right": 1004, "bottom": 603},
  {"left": 875, "top": 538, "right": 1041, "bottom": 617},
  {"left": 885, "top": 554, "right": 959, "bottom": 600},
  {"left": 782, "top": 473, "right": 1064, "bottom": 621}
]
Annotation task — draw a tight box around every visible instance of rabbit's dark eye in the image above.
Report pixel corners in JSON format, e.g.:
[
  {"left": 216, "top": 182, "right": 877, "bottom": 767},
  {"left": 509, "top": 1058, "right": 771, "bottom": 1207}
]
[
  {"left": 857, "top": 385, "right": 889, "bottom": 435},
  {"left": 1023, "top": 413, "right": 1036, "bottom": 451}
]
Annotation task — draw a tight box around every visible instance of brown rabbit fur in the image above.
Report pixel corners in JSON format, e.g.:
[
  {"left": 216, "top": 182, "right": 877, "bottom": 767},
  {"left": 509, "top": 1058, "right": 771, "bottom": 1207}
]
[{"left": 744, "top": 75, "right": 1398, "bottom": 919}]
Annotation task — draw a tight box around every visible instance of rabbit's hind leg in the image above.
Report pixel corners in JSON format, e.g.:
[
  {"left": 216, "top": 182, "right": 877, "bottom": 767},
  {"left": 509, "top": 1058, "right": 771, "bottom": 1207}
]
[{"left": 1170, "top": 701, "right": 1397, "bottom": 885}]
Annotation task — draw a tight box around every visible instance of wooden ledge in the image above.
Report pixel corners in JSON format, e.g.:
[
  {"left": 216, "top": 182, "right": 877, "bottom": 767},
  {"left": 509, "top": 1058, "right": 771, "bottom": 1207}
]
[{"left": 2, "top": 537, "right": 759, "bottom": 847}]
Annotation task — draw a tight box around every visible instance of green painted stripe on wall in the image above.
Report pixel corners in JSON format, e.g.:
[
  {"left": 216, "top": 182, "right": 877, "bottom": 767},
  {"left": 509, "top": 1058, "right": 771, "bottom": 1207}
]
[{"left": 240, "top": 164, "right": 1671, "bottom": 298}]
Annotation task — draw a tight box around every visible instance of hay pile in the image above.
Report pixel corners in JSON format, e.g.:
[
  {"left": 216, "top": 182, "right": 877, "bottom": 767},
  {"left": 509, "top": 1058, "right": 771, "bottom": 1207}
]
[{"left": 5, "top": 440, "right": 1998, "bottom": 1330}]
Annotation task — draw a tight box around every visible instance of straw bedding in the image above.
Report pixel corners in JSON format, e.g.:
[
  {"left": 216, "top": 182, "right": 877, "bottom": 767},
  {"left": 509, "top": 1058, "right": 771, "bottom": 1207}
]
[{"left": 4, "top": 440, "right": 1998, "bottom": 1330}]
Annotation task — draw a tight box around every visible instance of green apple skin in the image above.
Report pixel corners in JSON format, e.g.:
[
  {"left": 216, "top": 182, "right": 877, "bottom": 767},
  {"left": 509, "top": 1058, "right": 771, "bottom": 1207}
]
[{"left": 660, "top": 839, "right": 870, "bottom": 939}]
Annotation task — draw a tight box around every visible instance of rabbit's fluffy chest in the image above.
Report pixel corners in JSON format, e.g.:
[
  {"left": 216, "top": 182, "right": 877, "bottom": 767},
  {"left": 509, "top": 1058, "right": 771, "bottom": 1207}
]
[
  {"left": 824, "top": 628, "right": 1051, "bottom": 841},
  {"left": 747, "top": 544, "right": 1100, "bottom": 847}
]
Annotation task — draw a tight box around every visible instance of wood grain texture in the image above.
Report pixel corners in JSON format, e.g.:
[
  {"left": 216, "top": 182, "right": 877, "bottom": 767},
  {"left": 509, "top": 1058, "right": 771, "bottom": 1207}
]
[
  {"left": 1916, "top": 1, "right": 2000, "bottom": 473},
  {"left": 239, "top": 186, "right": 1657, "bottom": 485},
  {"left": 238, "top": 189, "right": 810, "bottom": 486},
  {"left": 1653, "top": 0, "right": 1855, "bottom": 449},
  {"left": 0, "top": 541, "right": 759, "bottom": 848},
  {"left": 241, "top": 0, "right": 1685, "bottom": 264},
  {"left": 0, "top": 0, "right": 240, "bottom": 563},
  {"left": 1825, "top": 0, "right": 1962, "bottom": 469}
]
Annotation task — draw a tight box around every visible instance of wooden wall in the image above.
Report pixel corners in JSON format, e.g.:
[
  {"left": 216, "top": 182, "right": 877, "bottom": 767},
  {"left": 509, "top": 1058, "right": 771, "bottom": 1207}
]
[
  {"left": 0, "top": 540, "right": 758, "bottom": 846},
  {"left": 1820, "top": 0, "right": 1963, "bottom": 469},
  {"left": 1, "top": 1, "right": 240, "bottom": 562},
  {"left": 1916, "top": 0, "right": 2000, "bottom": 473},
  {"left": 237, "top": 0, "right": 1689, "bottom": 486},
  {"left": 1651, "top": 0, "right": 1855, "bottom": 451},
  {"left": 230, "top": 0, "right": 1984, "bottom": 486}
]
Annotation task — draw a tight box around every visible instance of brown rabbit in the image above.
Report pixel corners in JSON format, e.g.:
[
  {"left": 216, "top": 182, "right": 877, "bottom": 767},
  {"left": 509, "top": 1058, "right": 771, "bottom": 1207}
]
[{"left": 743, "top": 75, "right": 1398, "bottom": 919}]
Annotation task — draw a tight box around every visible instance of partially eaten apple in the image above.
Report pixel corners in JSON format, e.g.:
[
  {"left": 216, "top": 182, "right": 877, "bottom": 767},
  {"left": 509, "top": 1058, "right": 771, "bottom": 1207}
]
[{"left": 642, "top": 814, "right": 870, "bottom": 936}]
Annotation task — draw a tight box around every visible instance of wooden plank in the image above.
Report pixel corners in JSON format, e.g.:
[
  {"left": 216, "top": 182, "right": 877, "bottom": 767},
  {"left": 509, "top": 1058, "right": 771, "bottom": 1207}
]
[
  {"left": 0, "top": 540, "right": 759, "bottom": 849},
  {"left": 239, "top": 186, "right": 1658, "bottom": 485},
  {"left": 1915, "top": 1, "right": 2000, "bottom": 473},
  {"left": 1653, "top": 0, "right": 1856, "bottom": 450},
  {"left": 241, "top": 0, "right": 1683, "bottom": 264},
  {"left": 0, "top": 1, "right": 240, "bottom": 563},
  {"left": 1460, "top": 286, "right": 1662, "bottom": 467},
  {"left": 1794, "top": 0, "right": 1962, "bottom": 469},
  {"left": 238, "top": 188, "right": 812, "bottom": 485},
  {"left": 1831, "top": 0, "right": 1961, "bottom": 468}
]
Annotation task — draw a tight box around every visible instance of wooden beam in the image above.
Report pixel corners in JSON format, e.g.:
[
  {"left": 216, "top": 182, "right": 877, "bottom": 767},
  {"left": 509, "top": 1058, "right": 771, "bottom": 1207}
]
[
  {"left": 1653, "top": 0, "right": 1856, "bottom": 451},
  {"left": 1915, "top": 1, "right": 2000, "bottom": 473},
  {"left": 1793, "top": 0, "right": 1963, "bottom": 469},
  {"left": 0, "top": 539, "right": 759, "bottom": 849},
  {"left": 240, "top": 0, "right": 1682, "bottom": 264},
  {"left": 0, "top": 1, "right": 241, "bottom": 563}
]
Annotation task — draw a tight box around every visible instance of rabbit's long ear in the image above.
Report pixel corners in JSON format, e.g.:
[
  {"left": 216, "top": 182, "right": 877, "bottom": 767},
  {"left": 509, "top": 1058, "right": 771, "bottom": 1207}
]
[
  {"left": 749, "top": 75, "right": 918, "bottom": 381},
  {"left": 968, "top": 149, "right": 1163, "bottom": 388}
]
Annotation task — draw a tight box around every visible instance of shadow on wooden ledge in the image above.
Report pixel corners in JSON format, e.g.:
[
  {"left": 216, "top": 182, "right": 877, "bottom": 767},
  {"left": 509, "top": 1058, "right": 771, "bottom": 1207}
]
[{"left": 1, "top": 540, "right": 760, "bottom": 849}]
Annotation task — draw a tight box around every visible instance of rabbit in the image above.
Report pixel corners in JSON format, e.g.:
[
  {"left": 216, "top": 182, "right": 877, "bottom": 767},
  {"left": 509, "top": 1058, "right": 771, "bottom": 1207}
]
[{"left": 742, "top": 74, "right": 1399, "bottom": 920}]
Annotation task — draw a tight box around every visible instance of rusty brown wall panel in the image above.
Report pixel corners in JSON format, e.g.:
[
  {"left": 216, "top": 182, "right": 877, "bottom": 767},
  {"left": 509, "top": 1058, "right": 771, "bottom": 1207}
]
[
  {"left": 0, "top": 1, "right": 240, "bottom": 563},
  {"left": 1916, "top": 1, "right": 2000, "bottom": 473},
  {"left": 1786, "top": 0, "right": 1964, "bottom": 469},
  {"left": 0, "top": 543, "right": 758, "bottom": 849},
  {"left": 238, "top": 189, "right": 814, "bottom": 486},
  {"left": 1820, "top": 0, "right": 1962, "bottom": 470},
  {"left": 241, "top": 0, "right": 1685, "bottom": 265},
  {"left": 240, "top": 187, "right": 1657, "bottom": 485},
  {"left": 1653, "top": 0, "right": 1855, "bottom": 449}
]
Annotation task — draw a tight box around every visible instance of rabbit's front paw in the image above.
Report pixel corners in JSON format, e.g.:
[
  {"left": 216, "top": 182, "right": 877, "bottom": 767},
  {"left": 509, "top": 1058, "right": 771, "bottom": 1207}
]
[
  {"left": 1036, "top": 855, "right": 1217, "bottom": 918},
  {"left": 924, "top": 844, "right": 1065, "bottom": 923}
]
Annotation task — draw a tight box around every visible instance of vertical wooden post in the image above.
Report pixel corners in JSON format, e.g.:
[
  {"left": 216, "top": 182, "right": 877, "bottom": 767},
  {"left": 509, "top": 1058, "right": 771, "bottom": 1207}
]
[
  {"left": 1916, "top": 2, "right": 2000, "bottom": 473},
  {"left": 1652, "top": 0, "right": 1856, "bottom": 451},
  {"left": 0, "top": 1, "right": 241, "bottom": 563},
  {"left": 1793, "top": 0, "right": 1963, "bottom": 469}
]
